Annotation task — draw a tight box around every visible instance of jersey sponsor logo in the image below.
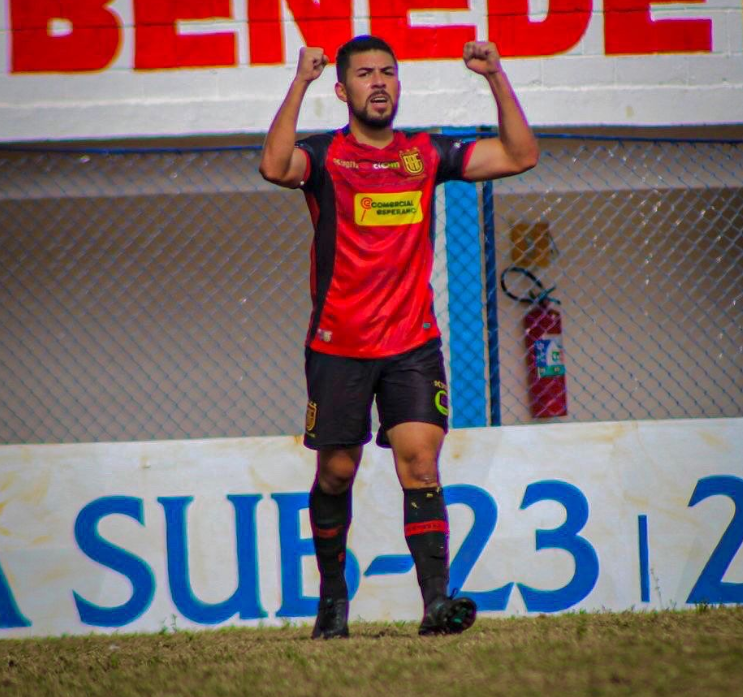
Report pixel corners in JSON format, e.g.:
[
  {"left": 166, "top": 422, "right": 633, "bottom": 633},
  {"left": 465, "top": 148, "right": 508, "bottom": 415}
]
[
  {"left": 354, "top": 191, "right": 423, "bottom": 226},
  {"left": 333, "top": 158, "right": 359, "bottom": 169},
  {"left": 400, "top": 148, "right": 425, "bottom": 175},
  {"left": 333, "top": 158, "right": 400, "bottom": 171}
]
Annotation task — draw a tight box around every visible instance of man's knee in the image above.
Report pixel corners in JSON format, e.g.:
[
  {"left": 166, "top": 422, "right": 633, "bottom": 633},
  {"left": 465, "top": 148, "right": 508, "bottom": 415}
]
[
  {"left": 316, "top": 447, "right": 362, "bottom": 494},
  {"left": 317, "top": 469, "right": 353, "bottom": 494},
  {"left": 397, "top": 449, "right": 440, "bottom": 488}
]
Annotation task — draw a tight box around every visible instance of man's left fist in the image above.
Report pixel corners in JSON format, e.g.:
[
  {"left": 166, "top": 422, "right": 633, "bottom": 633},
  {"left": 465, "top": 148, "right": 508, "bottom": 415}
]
[{"left": 463, "top": 41, "right": 502, "bottom": 76}]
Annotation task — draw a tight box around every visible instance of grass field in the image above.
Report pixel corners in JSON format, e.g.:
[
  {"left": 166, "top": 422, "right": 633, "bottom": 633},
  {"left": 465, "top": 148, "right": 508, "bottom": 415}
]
[{"left": 1, "top": 606, "right": 742, "bottom": 697}]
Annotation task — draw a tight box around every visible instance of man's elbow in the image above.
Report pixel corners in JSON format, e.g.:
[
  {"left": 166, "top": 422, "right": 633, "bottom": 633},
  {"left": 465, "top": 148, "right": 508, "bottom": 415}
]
[
  {"left": 259, "top": 160, "right": 284, "bottom": 185},
  {"left": 514, "top": 143, "right": 539, "bottom": 174},
  {"left": 260, "top": 162, "right": 301, "bottom": 189}
]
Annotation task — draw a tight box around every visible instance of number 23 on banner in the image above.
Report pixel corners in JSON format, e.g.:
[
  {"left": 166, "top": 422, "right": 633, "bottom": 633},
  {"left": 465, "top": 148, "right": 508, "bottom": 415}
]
[{"left": 386, "top": 476, "right": 743, "bottom": 612}]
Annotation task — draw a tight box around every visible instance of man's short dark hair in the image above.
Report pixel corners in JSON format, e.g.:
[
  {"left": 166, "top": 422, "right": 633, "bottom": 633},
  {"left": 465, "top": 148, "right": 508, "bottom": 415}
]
[{"left": 336, "top": 35, "right": 397, "bottom": 83}]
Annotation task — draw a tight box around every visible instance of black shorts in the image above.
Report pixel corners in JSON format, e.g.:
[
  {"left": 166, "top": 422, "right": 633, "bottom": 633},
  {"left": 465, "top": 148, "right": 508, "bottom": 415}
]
[{"left": 303, "top": 338, "right": 449, "bottom": 450}]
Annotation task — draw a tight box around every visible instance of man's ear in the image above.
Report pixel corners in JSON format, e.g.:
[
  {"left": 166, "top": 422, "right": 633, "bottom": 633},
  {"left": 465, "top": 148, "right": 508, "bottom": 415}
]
[{"left": 335, "top": 81, "right": 348, "bottom": 103}]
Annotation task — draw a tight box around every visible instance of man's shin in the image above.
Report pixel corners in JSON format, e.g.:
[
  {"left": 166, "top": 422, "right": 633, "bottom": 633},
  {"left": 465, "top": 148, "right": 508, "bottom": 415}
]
[
  {"left": 403, "top": 486, "right": 450, "bottom": 607},
  {"left": 309, "top": 480, "right": 352, "bottom": 600}
]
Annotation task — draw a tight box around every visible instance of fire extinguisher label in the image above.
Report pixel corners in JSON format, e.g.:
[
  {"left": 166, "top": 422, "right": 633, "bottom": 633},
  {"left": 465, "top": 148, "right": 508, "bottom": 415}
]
[{"left": 535, "top": 336, "right": 565, "bottom": 378}]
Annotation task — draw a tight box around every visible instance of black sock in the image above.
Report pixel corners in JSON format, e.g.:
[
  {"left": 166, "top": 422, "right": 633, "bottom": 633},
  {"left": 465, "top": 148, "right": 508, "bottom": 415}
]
[
  {"left": 309, "top": 480, "right": 352, "bottom": 601},
  {"left": 403, "top": 487, "right": 449, "bottom": 608}
]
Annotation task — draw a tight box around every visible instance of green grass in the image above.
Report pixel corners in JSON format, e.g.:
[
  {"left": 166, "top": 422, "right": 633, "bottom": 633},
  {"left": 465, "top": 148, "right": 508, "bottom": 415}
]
[{"left": 2, "top": 607, "right": 742, "bottom": 697}]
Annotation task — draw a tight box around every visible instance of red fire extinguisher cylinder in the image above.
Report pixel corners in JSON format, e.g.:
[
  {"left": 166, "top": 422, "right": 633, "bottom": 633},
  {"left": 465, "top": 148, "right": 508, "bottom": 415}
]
[{"left": 524, "top": 304, "right": 568, "bottom": 418}]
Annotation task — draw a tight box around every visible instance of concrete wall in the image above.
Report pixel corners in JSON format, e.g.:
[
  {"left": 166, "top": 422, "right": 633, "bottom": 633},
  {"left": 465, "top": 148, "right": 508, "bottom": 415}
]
[
  {"left": 492, "top": 186, "right": 743, "bottom": 425},
  {"left": 1, "top": 418, "right": 741, "bottom": 636},
  {"left": 1, "top": 139, "right": 740, "bottom": 443},
  {"left": 1, "top": 0, "right": 743, "bottom": 141}
]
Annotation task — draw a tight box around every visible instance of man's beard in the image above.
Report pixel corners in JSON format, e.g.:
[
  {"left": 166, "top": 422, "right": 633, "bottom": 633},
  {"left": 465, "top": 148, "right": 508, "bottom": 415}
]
[{"left": 350, "top": 96, "right": 399, "bottom": 130}]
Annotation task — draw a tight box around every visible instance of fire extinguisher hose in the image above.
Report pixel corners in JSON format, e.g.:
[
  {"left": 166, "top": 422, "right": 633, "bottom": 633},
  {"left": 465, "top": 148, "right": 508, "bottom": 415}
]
[{"left": 500, "top": 266, "right": 561, "bottom": 307}]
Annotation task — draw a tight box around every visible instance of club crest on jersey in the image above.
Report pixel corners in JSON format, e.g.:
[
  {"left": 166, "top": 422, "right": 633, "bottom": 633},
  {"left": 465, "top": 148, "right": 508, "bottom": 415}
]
[{"left": 400, "top": 148, "right": 425, "bottom": 176}]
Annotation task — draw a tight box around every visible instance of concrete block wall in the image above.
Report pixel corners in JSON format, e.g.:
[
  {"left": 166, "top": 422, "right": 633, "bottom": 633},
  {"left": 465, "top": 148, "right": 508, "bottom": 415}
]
[{"left": 0, "top": 0, "right": 741, "bottom": 141}]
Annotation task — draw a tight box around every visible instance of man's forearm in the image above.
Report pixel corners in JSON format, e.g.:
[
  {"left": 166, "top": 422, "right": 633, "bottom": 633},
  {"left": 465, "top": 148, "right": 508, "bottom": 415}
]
[
  {"left": 259, "top": 78, "right": 309, "bottom": 182},
  {"left": 487, "top": 69, "right": 538, "bottom": 169},
  {"left": 260, "top": 46, "right": 329, "bottom": 185}
]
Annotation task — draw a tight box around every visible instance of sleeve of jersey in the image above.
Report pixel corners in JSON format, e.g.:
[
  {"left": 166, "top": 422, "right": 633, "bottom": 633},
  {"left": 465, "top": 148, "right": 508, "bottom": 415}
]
[
  {"left": 430, "top": 134, "right": 477, "bottom": 184},
  {"left": 295, "top": 134, "right": 329, "bottom": 193}
]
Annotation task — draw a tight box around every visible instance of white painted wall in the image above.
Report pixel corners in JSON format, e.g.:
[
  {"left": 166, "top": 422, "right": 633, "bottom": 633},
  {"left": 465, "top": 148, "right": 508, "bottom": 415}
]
[
  {"left": 1, "top": 0, "right": 742, "bottom": 141},
  {"left": 0, "top": 418, "right": 741, "bottom": 637}
]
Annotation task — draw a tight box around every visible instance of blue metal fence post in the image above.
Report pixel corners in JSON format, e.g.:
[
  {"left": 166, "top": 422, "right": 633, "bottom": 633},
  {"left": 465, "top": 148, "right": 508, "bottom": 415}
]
[
  {"left": 443, "top": 128, "right": 488, "bottom": 428},
  {"left": 481, "top": 138, "right": 502, "bottom": 427}
]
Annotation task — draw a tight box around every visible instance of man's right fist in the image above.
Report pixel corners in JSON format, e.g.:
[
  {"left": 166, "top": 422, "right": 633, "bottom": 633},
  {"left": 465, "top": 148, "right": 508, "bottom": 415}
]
[{"left": 296, "top": 47, "right": 329, "bottom": 82}]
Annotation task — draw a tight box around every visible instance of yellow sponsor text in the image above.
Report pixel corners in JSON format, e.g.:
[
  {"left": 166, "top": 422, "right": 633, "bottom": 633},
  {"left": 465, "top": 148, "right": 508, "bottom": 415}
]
[
  {"left": 354, "top": 191, "right": 423, "bottom": 226},
  {"left": 333, "top": 158, "right": 359, "bottom": 169}
]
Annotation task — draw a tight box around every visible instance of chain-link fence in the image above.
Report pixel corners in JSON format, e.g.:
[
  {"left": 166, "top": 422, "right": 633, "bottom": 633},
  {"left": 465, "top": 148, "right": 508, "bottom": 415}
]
[{"left": 1, "top": 135, "right": 741, "bottom": 444}]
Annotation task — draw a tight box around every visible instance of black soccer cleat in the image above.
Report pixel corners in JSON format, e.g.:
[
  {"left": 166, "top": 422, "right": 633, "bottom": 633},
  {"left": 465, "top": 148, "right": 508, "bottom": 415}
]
[
  {"left": 311, "top": 597, "right": 350, "bottom": 640},
  {"left": 418, "top": 594, "right": 477, "bottom": 636}
]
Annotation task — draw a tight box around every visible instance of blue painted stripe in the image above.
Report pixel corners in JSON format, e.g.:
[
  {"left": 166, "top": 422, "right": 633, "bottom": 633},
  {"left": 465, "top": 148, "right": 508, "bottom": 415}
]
[
  {"left": 443, "top": 128, "right": 487, "bottom": 428},
  {"left": 638, "top": 515, "right": 650, "bottom": 602},
  {"left": 364, "top": 555, "right": 415, "bottom": 577}
]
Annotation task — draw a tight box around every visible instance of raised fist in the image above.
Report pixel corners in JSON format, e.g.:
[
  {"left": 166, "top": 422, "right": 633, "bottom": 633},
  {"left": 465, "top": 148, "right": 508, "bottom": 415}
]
[
  {"left": 296, "top": 47, "right": 329, "bottom": 83},
  {"left": 463, "top": 41, "right": 502, "bottom": 76}
]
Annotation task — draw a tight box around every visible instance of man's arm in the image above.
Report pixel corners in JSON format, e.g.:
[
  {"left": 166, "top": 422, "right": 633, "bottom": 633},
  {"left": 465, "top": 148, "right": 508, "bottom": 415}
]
[
  {"left": 461, "top": 41, "right": 539, "bottom": 182},
  {"left": 259, "top": 47, "right": 329, "bottom": 188}
]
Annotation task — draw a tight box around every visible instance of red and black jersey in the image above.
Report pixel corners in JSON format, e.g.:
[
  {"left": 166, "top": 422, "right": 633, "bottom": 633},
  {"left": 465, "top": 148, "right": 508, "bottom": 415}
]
[{"left": 296, "top": 128, "right": 475, "bottom": 359}]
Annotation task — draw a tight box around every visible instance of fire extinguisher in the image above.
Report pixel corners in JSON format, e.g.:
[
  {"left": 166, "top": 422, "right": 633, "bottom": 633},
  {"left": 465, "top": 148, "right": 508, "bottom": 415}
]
[{"left": 501, "top": 267, "right": 568, "bottom": 418}]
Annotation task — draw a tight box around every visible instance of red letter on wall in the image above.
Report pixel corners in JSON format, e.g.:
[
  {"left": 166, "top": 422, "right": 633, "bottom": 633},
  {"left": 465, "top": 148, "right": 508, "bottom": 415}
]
[
  {"left": 604, "top": 0, "right": 711, "bottom": 54},
  {"left": 248, "top": 0, "right": 352, "bottom": 65},
  {"left": 487, "top": 0, "right": 591, "bottom": 57},
  {"left": 10, "top": 0, "right": 120, "bottom": 73},
  {"left": 134, "top": 0, "right": 236, "bottom": 70},
  {"left": 369, "top": 1, "right": 475, "bottom": 60}
]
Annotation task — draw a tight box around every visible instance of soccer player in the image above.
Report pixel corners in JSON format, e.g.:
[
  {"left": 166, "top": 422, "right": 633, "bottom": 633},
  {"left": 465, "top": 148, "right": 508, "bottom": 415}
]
[{"left": 260, "top": 35, "right": 538, "bottom": 639}]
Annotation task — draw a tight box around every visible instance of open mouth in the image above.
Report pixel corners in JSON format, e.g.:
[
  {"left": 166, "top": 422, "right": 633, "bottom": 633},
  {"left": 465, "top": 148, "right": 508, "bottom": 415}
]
[{"left": 369, "top": 92, "right": 389, "bottom": 109}]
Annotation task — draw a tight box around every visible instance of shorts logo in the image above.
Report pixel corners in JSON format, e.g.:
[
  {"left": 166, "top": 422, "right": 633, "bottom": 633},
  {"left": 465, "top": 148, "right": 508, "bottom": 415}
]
[
  {"left": 434, "top": 389, "right": 449, "bottom": 417},
  {"left": 305, "top": 400, "right": 317, "bottom": 433},
  {"left": 354, "top": 191, "right": 423, "bottom": 226},
  {"left": 400, "top": 148, "right": 425, "bottom": 175}
]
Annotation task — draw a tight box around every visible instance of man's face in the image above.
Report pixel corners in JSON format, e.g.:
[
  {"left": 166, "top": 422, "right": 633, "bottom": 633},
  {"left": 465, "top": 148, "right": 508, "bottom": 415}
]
[{"left": 336, "top": 50, "right": 400, "bottom": 130}]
